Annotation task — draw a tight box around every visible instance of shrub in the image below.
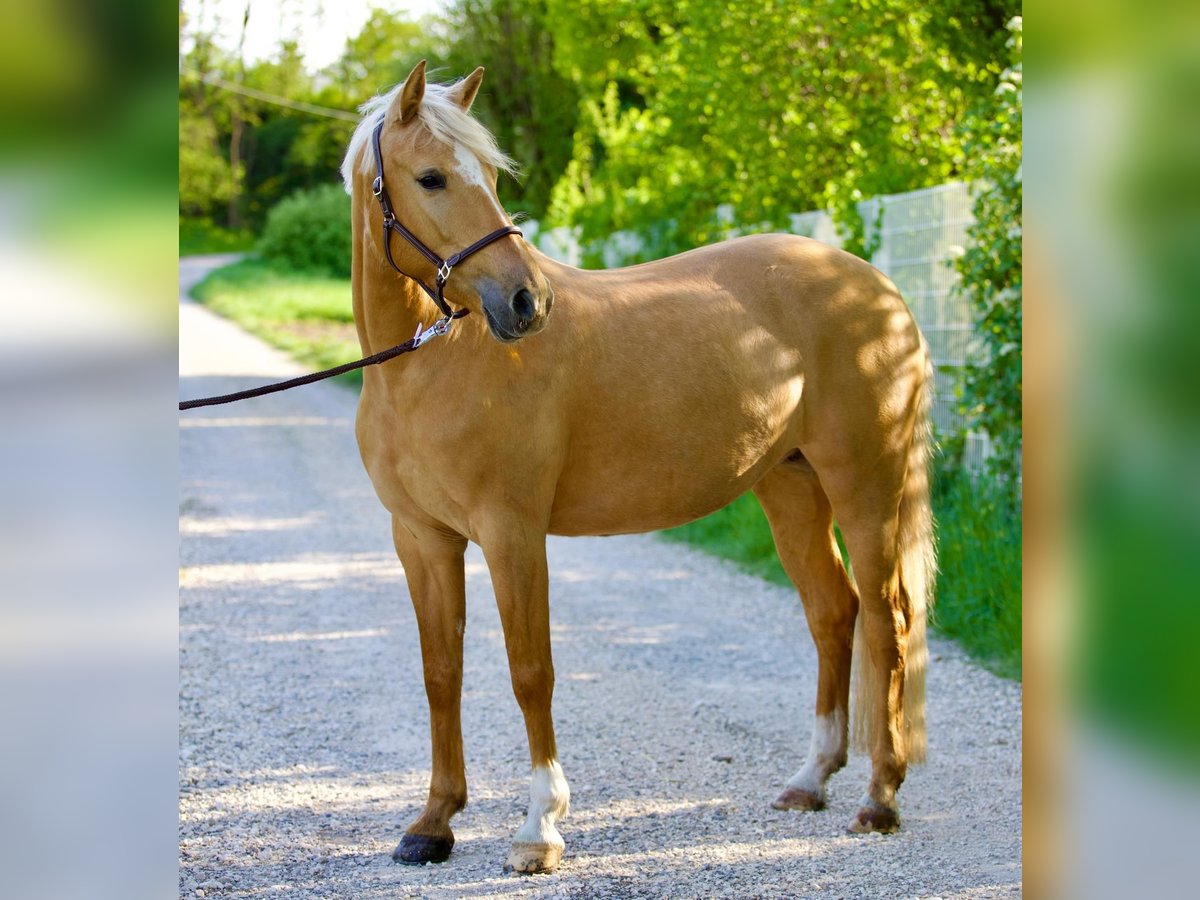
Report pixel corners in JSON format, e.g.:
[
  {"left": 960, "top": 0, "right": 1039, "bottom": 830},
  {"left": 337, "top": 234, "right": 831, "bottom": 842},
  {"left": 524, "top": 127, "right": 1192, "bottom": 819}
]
[
  {"left": 258, "top": 183, "right": 352, "bottom": 278},
  {"left": 951, "top": 17, "right": 1022, "bottom": 481}
]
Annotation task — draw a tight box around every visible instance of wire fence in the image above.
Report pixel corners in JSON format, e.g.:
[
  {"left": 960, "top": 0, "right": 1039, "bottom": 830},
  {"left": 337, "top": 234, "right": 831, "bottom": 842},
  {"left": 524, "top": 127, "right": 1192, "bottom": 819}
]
[{"left": 524, "top": 181, "right": 999, "bottom": 474}]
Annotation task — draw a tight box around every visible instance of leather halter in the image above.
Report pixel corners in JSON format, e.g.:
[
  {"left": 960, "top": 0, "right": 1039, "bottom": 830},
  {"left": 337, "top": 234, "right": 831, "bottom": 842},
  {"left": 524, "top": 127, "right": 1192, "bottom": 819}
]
[{"left": 370, "top": 118, "right": 523, "bottom": 319}]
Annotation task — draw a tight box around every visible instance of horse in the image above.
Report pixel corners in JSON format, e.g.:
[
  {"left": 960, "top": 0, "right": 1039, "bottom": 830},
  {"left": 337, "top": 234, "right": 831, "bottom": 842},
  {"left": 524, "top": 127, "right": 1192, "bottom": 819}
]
[{"left": 341, "top": 60, "right": 934, "bottom": 874}]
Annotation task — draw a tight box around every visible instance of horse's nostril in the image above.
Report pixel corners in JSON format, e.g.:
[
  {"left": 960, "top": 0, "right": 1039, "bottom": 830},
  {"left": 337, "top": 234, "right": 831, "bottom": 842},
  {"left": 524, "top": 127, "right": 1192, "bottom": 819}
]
[{"left": 512, "top": 288, "right": 536, "bottom": 324}]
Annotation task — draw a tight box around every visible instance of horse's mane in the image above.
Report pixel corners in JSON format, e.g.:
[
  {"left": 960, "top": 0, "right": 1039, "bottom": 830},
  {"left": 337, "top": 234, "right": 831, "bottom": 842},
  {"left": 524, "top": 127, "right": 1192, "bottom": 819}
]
[{"left": 341, "top": 75, "right": 518, "bottom": 193}]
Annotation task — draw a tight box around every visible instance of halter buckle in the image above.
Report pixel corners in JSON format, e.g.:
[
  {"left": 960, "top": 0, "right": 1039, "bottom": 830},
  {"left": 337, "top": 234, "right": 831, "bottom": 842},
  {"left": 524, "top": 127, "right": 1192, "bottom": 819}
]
[
  {"left": 372, "top": 176, "right": 384, "bottom": 197},
  {"left": 436, "top": 261, "right": 454, "bottom": 285}
]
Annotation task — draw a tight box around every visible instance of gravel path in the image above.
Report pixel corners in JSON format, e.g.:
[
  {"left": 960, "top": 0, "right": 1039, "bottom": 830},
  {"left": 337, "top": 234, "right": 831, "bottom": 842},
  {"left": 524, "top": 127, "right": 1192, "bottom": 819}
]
[{"left": 179, "top": 256, "right": 1022, "bottom": 898}]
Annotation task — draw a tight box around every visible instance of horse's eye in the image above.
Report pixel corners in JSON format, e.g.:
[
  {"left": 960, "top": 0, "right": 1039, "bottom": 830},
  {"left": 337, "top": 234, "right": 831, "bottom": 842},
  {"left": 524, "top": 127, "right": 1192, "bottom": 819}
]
[{"left": 416, "top": 172, "right": 446, "bottom": 191}]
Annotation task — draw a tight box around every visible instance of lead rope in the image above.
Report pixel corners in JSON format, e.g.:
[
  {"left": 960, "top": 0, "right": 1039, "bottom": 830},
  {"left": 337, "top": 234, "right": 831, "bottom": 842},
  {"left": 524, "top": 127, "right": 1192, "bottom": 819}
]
[{"left": 178, "top": 317, "right": 452, "bottom": 411}]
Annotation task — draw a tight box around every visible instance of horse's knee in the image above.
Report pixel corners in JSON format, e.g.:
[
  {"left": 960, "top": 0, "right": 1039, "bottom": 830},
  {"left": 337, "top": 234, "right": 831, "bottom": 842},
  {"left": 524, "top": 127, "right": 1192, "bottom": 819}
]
[{"left": 510, "top": 660, "right": 554, "bottom": 712}]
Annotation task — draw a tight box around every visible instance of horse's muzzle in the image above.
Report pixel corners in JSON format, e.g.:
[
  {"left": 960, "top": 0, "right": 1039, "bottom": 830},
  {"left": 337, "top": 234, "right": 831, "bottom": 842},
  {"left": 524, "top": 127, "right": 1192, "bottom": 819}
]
[{"left": 481, "top": 281, "right": 553, "bottom": 343}]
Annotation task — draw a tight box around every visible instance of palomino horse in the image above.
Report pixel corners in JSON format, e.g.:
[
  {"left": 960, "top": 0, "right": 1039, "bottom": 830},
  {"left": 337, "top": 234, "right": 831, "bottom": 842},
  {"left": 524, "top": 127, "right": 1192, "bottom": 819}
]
[{"left": 342, "top": 61, "right": 934, "bottom": 874}]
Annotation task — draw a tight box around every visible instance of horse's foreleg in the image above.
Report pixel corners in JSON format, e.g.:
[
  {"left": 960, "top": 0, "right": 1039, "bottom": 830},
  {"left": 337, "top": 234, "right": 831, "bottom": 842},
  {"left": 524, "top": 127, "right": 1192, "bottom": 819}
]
[
  {"left": 391, "top": 518, "right": 469, "bottom": 864},
  {"left": 482, "top": 531, "right": 570, "bottom": 874},
  {"left": 753, "top": 463, "right": 859, "bottom": 812}
]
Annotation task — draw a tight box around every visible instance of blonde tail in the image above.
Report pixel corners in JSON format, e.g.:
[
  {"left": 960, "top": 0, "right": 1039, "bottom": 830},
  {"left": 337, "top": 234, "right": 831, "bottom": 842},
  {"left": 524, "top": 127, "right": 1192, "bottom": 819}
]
[{"left": 850, "top": 349, "right": 937, "bottom": 764}]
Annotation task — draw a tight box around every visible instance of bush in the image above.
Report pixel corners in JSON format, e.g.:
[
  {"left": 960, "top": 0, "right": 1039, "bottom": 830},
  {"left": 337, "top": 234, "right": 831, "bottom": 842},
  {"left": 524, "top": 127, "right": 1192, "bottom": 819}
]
[
  {"left": 257, "top": 183, "right": 352, "bottom": 278},
  {"left": 179, "top": 217, "right": 256, "bottom": 256},
  {"left": 951, "top": 17, "right": 1022, "bottom": 481}
]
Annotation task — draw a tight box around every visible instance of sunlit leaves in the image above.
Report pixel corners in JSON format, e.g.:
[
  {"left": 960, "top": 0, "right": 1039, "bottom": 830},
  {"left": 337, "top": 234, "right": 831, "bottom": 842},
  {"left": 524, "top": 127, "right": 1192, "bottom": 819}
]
[
  {"left": 951, "top": 17, "right": 1022, "bottom": 481},
  {"left": 544, "top": 0, "right": 1017, "bottom": 256}
]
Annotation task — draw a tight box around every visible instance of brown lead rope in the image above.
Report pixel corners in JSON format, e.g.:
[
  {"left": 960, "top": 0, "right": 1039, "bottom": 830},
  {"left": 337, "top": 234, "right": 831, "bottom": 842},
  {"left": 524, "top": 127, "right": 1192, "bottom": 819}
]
[{"left": 178, "top": 321, "right": 446, "bottom": 411}]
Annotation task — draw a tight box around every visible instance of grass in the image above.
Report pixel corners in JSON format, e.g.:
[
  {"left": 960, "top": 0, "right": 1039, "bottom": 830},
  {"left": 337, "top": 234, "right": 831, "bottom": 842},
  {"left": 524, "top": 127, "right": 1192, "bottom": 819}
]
[
  {"left": 664, "top": 467, "right": 1022, "bottom": 680},
  {"left": 928, "top": 469, "right": 1022, "bottom": 678},
  {"left": 189, "top": 256, "right": 363, "bottom": 387},
  {"left": 191, "top": 256, "right": 1021, "bottom": 679},
  {"left": 180, "top": 217, "right": 257, "bottom": 256}
]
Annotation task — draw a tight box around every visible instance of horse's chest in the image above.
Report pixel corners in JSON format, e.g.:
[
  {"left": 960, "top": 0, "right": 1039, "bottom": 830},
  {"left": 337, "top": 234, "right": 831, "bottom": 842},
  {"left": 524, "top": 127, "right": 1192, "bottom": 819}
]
[{"left": 356, "top": 392, "right": 545, "bottom": 534}]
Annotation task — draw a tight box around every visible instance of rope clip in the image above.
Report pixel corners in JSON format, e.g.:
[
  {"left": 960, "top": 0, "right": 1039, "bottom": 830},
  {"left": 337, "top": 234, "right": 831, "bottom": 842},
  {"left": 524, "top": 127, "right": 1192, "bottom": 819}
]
[{"left": 412, "top": 316, "right": 453, "bottom": 347}]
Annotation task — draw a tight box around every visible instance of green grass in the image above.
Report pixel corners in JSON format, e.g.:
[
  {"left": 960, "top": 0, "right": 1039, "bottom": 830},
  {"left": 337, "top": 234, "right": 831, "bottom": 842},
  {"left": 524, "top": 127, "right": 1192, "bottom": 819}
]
[
  {"left": 665, "top": 468, "right": 1022, "bottom": 680},
  {"left": 930, "top": 469, "right": 1022, "bottom": 679},
  {"left": 1080, "top": 475, "right": 1200, "bottom": 769},
  {"left": 179, "top": 217, "right": 256, "bottom": 256},
  {"left": 190, "top": 256, "right": 1022, "bottom": 678},
  {"left": 663, "top": 494, "right": 793, "bottom": 586},
  {"left": 189, "top": 256, "right": 363, "bottom": 387}
]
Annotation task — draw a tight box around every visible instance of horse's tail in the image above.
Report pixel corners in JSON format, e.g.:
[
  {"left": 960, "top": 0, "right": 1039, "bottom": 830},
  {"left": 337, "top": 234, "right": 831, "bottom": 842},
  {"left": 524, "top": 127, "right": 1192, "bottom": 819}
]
[{"left": 851, "top": 342, "right": 936, "bottom": 765}]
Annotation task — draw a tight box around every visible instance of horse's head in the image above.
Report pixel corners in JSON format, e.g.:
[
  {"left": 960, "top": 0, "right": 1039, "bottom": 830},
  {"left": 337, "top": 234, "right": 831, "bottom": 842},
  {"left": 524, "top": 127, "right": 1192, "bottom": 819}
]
[{"left": 345, "top": 61, "right": 552, "bottom": 342}]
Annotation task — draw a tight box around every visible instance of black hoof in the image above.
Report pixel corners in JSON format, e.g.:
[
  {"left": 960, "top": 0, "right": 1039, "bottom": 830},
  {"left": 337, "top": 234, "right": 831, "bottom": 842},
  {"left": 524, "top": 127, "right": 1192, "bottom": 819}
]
[{"left": 393, "top": 832, "right": 454, "bottom": 864}]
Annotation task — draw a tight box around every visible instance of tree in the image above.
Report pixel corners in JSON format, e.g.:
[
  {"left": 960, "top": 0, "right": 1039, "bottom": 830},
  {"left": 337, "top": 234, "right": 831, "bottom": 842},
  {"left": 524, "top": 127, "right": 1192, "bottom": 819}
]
[
  {"left": 951, "top": 16, "right": 1022, "bottom": 481},
  {"left": 442, "top": 0, "right": 580, "bottom": 216},
  {"left": 544, "top": 0, "right": 1018, "bottom": 258}
]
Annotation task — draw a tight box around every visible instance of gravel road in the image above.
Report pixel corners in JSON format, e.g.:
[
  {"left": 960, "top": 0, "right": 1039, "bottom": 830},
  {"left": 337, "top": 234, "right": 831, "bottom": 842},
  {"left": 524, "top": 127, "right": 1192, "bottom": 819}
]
[{"left": 179, "top": 255, "right": 1022, "bottom": 898}]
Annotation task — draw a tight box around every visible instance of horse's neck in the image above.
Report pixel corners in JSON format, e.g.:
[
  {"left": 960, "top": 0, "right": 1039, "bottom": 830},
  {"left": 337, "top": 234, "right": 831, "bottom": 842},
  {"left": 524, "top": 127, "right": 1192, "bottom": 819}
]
[
  {"left": 351, "top": 184, "right": 441, "bottom": 355},
  {"left": 356, "top": 268, "right": 439, "bottom": 353}
]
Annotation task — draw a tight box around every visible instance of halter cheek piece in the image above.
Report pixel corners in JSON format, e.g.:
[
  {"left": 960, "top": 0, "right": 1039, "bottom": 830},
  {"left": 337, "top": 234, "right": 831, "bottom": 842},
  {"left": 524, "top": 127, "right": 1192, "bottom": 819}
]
[{"left": 370, "top": 118, "right": 523, "bottom": 320}]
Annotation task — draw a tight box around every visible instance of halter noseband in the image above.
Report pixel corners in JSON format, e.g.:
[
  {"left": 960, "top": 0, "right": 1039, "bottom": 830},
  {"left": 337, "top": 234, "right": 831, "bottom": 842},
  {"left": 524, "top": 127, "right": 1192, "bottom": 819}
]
[{"left": 370, "top": 118, "right": 523, "bottom": 320}]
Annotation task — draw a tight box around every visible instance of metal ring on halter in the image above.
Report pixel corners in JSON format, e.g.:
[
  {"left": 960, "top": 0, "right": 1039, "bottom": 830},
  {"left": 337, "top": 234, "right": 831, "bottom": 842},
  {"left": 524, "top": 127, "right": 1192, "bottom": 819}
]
[{"left": 437, "top": 261, "right": 454, "bottom": 285}]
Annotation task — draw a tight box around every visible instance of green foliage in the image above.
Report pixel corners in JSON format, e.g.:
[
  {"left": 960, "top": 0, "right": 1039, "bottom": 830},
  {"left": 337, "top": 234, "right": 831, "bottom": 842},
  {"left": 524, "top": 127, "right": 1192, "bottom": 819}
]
[
  {"left": 189, "top": 256, "right": 362, "bottom": 387},
  {"left": 257, "top": 184, "right": 352, "bottom": 278},
  {"left": 545, "top": 0, "right": 1019, "bottom": 257},
  {"left": 179, "top": 217, "right": 255, "bottom": 256},
  {"left": 951, "top": 17, "right": 1022, "bottom": 479},
  {"left": 443, "top": 0, "right": 580, "bottom": 217},
  {"left": 1080, "top": 464, "right": 1200, "bottom": 767},
  {"left": 179, "top": 113, "right": 234, "bottom": 216},
  {"left": 179, "top": 10, "right": 440, "bottom": 230}
]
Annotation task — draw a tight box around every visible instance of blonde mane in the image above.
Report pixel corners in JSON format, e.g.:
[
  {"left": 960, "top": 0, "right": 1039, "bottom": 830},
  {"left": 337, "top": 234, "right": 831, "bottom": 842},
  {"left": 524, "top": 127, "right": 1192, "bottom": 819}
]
[{"left": 340, "top": 75, "right": 518, "bottom": 194}]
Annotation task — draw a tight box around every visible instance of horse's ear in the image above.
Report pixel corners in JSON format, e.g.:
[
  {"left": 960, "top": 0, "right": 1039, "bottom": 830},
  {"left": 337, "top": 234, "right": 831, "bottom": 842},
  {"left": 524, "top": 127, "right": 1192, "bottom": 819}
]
[
  {"left": 450, "top": 67, "right": 485, "bottom": 111},
  {"left": 393, "top": 59, "right": 427, "bottom": 124}
]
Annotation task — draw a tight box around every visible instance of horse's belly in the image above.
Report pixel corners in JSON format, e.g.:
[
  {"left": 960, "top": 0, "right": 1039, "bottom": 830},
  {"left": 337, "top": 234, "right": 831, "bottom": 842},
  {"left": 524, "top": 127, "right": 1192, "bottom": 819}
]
[
  {"left": 546, "top": 415, "right": 792, "bottom": 537},
  {"left": 546, "top": 483, "right": 750, "bottom": 536}
]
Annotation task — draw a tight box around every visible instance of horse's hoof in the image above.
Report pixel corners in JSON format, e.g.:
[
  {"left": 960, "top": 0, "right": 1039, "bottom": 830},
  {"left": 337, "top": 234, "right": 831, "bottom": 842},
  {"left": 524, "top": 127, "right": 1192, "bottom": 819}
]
[
  {"left": 393, "top": 832, "right": 454, "bottom": 864},
  {"left": 771, "top": 786, "right": 826, "bottom": 811},
  {"left": 848, "top": 799, "right": 900, "bottom": 834},
  {"left": 503, "top": 841, "right": 563, "bottom": 875}
]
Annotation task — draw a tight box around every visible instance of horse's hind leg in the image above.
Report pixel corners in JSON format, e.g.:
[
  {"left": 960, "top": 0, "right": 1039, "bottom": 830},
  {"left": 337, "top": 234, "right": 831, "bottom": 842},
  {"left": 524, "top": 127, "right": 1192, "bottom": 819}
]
[
  {"left": 753, "top": 458, "right": 859, "bottom": 812},
  {"left": 820, "top": 449, "right": 927, "bottom": 835},
  {"left": 390, "top": 518, "right": 469, "bottom": 864}
]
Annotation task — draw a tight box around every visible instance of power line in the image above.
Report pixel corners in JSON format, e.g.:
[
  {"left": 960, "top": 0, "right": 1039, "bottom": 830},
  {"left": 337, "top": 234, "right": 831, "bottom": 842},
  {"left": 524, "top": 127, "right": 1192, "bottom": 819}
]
[{"left": 187, "top": 71, "right": 361, "bottom": 122}]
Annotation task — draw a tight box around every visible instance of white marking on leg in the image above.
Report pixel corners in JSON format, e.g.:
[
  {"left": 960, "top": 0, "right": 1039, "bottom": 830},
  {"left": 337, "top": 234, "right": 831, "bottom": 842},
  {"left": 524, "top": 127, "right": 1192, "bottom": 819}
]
[
  {"left": 513, "top": 760, "right": 570, "bottom": 848},
  {"left": 785, "top": 710, "right": 846, "bottom": 799}
]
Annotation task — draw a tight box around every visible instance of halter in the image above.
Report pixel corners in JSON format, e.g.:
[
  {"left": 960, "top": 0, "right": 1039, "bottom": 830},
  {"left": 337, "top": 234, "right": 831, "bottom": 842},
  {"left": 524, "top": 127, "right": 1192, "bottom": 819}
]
[{"left": 370, "top": 118, "right": 523, "bottom": 320}]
